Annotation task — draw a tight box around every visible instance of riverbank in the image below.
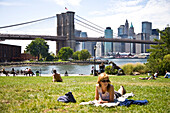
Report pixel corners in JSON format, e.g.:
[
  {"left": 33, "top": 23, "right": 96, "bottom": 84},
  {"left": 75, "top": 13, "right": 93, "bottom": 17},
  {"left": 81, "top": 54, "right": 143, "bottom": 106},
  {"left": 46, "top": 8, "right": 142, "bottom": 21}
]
[
  {"left": 0, "top": 73, "right": 91, "bottom": 77},
  {"left": 0, "top": 60, "right": 108, "bottom": 66}
]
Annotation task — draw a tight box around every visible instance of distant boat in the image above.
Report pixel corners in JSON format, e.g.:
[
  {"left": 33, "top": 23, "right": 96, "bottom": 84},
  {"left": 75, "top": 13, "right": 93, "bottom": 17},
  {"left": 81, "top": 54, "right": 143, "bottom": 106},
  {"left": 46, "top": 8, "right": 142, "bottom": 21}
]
[{"left": 103, "top": 56, "right": 115, "bottom": 59}]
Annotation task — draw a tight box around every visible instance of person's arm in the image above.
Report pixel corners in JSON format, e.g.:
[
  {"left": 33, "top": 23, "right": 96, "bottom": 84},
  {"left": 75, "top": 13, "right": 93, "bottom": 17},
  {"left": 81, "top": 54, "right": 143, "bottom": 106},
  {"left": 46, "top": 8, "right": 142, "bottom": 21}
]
[
  {"left": 98, "top": 85, "right": 114, "bottom": 104},
  {"left": 95, "top": 86, "right": 99, "bottom": 101},
  {"left": 109, "top": 85, "right": 114, "bottom": 102}
]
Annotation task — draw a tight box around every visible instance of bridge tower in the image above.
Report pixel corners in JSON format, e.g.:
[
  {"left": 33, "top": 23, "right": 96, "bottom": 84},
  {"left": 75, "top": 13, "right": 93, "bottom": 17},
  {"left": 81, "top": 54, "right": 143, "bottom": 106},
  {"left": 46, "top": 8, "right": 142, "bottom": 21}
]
[{"left": 56, "top": 11, "right": 76, "bottom": 54}]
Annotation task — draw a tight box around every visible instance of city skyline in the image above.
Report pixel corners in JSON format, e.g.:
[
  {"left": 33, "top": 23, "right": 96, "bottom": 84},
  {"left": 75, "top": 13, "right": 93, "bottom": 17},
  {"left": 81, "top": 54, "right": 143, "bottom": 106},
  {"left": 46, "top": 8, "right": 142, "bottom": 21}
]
[{"left": 0, "top": 0, "right": 169, "bottom": 53}]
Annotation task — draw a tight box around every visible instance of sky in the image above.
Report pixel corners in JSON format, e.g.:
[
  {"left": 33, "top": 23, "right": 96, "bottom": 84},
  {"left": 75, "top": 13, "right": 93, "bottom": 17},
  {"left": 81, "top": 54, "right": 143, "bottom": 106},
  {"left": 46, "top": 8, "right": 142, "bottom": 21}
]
[{"left": 0, "top": 0, "right": 170, "bottom": 54}]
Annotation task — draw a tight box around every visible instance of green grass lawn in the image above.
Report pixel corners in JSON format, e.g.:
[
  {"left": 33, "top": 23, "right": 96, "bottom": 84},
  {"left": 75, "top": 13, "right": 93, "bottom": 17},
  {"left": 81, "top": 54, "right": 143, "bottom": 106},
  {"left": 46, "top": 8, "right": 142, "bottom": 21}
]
[{"left": 0, "top": 75, "right": 169, "bottom": 113}]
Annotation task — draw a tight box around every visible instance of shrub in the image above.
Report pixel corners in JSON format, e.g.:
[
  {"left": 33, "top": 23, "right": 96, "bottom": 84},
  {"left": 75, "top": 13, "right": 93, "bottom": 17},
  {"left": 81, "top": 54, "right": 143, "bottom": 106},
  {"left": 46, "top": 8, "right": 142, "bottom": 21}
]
[
  {"left": 105, "top": 65, "right": 118, "bottom": 75},
  {"left": 133, "top": 63, "right": 146, "bottom": 74},
  {"left": 121, "top": 63, "right": 134, "bottom": 75}
]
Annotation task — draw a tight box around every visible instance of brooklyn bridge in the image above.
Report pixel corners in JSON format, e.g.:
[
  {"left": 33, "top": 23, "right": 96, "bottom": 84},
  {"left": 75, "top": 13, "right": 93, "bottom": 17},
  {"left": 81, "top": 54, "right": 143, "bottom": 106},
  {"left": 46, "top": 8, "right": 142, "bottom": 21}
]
[{"left": 0, "top": 11, "right": 159, "bottom": 54}]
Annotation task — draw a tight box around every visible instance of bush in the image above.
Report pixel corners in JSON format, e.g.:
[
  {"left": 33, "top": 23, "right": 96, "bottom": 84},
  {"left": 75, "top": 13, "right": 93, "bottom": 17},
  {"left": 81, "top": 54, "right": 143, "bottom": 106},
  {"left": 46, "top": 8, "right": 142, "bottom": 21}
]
[
  {"left": 105, "top": 65, "right": 118, "bottom": 75},
  {"left": 121, "top": 63, "right": 134, "bottom": 75},
  {"left": 133, "top": 63, "right": 146, "bottom": 74}
]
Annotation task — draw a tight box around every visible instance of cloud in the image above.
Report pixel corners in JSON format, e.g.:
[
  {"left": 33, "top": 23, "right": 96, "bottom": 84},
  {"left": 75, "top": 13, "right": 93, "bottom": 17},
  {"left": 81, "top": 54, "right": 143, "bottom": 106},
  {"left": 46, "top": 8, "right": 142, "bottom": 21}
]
[
  {"left": 51, "top": 0, "right": 82, "bottom": 6},
  {"left": 87, "top": 0, "right": 170, "bottom": 35},
  {"left": 0, "top": 1, "right": 26, "bottom": 6}
]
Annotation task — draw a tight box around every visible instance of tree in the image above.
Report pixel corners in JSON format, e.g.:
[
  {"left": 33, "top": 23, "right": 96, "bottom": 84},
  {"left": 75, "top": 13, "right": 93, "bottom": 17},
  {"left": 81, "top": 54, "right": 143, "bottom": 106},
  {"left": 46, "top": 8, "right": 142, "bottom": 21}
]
[
  {"left": 72, "top": 51, "right": 80, "bottom": 60},
  {"left": 58, "top": 47, "right": 73, "bottom": 61},
  {"left": 79, "top": 49, "right": 91, "bottom": 61},
  {"left": 45, "top": 53, "right": 54, "bottom": 61},
  {"left": 26, "top": 38, "right": 49, "bottom": 61},
  {"left": 145, "top": 27, "right": 170, "bottom": 75}
]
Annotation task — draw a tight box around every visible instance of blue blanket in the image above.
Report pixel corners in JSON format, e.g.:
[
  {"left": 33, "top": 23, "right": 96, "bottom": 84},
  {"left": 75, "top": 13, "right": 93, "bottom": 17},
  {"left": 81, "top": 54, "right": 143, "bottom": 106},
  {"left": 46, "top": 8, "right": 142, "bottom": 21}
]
[{"left": 119, "top": 99, "right": 148, "bottom": 107}]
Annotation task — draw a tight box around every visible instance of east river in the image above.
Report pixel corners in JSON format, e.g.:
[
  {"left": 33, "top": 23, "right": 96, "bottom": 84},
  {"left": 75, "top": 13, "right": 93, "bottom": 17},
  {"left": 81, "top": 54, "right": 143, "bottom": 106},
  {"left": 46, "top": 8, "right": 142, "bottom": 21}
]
[{"left": 1, "top": 59, "right": 147, "bottom": 75}]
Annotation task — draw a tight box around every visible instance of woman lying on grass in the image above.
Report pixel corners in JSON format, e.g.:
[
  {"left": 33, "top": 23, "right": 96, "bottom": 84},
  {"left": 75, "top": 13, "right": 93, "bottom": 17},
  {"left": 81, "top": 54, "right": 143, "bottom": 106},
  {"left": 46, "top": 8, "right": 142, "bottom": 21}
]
[
  {"left": 139, "top": 74, "right": 156, "bottom": 80},
  {"left": 95, "top": 73, "right": 126, "bottom": 104}
]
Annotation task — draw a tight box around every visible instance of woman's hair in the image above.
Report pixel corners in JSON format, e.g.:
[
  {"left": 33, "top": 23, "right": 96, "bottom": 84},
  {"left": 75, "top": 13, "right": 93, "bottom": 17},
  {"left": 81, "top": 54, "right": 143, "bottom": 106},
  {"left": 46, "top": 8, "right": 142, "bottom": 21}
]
[
  {"left": 53, "top": 70, "right": 56, "bottom": 73},
  {"left": 97, "top": 73, "right": 111, "bottom": 90}
]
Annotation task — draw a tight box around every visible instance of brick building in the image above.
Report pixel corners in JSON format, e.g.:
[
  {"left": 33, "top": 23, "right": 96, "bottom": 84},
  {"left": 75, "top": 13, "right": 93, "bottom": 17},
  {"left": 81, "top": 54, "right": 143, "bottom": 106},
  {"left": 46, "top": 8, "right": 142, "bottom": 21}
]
[
  {"left": 20, "top": 53, "right": 37, "bottom": 61},
  {"left": 0, "top": 43, "right": 21, "bottom": 62}
]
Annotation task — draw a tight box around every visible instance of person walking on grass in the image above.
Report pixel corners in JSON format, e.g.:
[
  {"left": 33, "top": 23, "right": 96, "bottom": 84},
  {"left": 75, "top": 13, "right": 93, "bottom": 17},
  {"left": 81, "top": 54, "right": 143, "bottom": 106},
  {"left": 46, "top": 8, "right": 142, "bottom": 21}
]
[
  {"left": 95, "top": 73, "right": 126, "bottom": 104},
  {"left": 52, "top": 70, "right": 63, "bottom": 82}
]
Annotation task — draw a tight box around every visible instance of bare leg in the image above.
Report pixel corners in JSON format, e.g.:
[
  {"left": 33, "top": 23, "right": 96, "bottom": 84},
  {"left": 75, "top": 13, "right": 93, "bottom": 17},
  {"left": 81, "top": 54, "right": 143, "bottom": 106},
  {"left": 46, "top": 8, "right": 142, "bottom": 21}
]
[{"left": 118, "top": 86, "right": 126, "bottom": 95}]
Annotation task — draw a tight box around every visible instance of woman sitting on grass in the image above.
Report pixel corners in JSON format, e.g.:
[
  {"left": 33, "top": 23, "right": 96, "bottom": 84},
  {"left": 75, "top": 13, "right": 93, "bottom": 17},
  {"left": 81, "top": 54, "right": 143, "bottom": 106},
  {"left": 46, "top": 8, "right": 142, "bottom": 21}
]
[
  {"left": 95, "top": 73, "right": 126, "bottom": 104},
  {"left": 52, "top": 70, "right": 63, "bottom": 82},
  {"left": 139, "top": 74, "right": 156, "bottom": 80}
]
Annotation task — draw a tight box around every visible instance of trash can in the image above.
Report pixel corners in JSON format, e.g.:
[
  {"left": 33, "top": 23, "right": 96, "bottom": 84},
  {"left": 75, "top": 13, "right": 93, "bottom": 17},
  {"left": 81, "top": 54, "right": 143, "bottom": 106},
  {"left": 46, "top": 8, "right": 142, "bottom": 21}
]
[{"left": 36, "top": 71, "right": 39, "bottom": 76}]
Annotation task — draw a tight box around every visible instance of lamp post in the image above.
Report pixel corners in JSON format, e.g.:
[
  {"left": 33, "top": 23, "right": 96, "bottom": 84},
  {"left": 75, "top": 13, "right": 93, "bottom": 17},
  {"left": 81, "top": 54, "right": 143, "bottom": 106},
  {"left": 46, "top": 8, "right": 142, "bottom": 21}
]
[{"left": 94, "top": 45, "right": 97, "bottom": 76}]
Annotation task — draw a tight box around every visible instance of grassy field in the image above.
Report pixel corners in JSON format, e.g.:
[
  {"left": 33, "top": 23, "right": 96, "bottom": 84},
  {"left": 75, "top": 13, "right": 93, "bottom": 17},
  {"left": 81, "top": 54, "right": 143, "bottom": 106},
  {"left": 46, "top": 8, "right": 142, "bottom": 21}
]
[{"left": 0, "top": 75, "right": 169, "bottom": 113}]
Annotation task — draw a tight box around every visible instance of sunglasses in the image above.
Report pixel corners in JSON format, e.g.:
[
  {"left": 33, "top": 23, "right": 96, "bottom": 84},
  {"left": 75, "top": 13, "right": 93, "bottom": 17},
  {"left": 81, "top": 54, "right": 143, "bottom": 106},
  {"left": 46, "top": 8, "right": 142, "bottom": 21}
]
[{"left": 101, "top": 80, "right": 110, "bottom": 82}]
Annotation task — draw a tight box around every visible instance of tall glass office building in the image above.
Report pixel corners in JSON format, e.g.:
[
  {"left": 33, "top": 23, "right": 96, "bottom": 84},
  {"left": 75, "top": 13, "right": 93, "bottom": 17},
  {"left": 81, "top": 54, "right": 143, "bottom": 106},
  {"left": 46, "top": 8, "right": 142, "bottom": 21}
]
[
  {"left": 80, "top": 32, "right": 87, "bottom": 50},
  {"left": 142, "top": 21, "right": 152, "bottom": 35},
  {"left": 104, "top": 27, "right": 113, "bottom": 56},
  {"left": 142, "top": 21, "right": 152, "bottom": 52}
]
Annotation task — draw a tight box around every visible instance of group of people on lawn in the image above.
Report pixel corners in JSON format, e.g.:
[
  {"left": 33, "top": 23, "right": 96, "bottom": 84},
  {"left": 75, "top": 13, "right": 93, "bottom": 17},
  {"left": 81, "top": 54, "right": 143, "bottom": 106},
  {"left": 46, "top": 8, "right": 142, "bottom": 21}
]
[
  {"left": 0, "top": 68, "right": 34, "bottom": 76},
  {"left": 91, "top": 62, "right": 125, "bottom": 76}
]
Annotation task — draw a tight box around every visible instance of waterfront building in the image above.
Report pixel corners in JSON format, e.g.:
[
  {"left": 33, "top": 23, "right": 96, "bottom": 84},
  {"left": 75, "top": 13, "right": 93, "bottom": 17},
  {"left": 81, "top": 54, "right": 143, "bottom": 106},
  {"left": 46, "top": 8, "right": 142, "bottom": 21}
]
[
  {"left": 142, "top": 21, "right": 152, "bottom": 52},
  {"left": 80, "top": 32, "right": 96, "bottom": 56},
  {"left": 104, "top": 27, "right": 113, "bottom": 56},
  {"left": 118, "top": 25, "right": 125, "bottom": 36},
  {"left": 75, "top": 30, "right": 82, "bottom": 51},
  {"left": 129, "top": 22, "right": 136, "bottom": 54},
  {"left": 80, "top": 32, "right": 87, "bottom": 50},
  {"left": 150, "top": 29, "right": 159, "bottom": 40},
  {"left": 0, "top": 43, "right": 21, "bottom": 62},
  {"left": 21, "top": 53, "right": 37, "bottom": 61},
  {"left": 124, "top": 19, "right": 129, "bottom": 35},
  {"left": 142, "top": 21, "right": 152, "bottom": 35},
  {"left": 117, "top": 20, "right": 132, "bottom": 53},
  {"left": 135, "top": 33, "right": 148, "bottom": 54},
  {"left": 96, "top": 42, "right": 104, "bottom": 57}
]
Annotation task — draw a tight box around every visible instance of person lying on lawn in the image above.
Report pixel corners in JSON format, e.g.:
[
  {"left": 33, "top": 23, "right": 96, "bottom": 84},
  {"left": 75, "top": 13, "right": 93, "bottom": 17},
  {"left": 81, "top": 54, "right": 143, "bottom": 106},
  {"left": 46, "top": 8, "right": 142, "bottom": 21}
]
[
  {"left": 139, "top": 74, "right": 156, "bottom": 80},
  {"left": 95, "top": 73, "right": 126, "bottom": 104}
]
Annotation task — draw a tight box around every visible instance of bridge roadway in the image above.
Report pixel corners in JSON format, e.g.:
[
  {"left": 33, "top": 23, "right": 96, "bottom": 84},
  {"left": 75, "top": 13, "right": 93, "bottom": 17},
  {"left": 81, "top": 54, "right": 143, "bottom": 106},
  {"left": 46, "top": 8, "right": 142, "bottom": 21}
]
[{"left": 0, "top": 33, "right": 159, "bottom": 44}]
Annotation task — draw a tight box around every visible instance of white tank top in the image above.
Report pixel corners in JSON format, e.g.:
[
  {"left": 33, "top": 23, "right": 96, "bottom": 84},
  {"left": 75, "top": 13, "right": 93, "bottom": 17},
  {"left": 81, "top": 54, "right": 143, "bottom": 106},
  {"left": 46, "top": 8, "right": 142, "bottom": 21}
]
[{"left": 97, "top": 84, "right": 113, "bottom": 101}]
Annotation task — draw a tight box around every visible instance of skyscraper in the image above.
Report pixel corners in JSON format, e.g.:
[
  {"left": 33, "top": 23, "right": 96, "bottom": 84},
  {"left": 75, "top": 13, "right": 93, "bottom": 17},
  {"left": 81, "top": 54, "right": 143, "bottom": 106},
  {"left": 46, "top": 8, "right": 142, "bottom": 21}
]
[
  {"left": 142, "top": 21, "right": 152, "bottom": 52},
  {"left": 142, "top": 21, "right": 152, "bottom": 35},
  {"left": 80, "top": 32, "right": 87, "bottom": 50},
  {"left": 136, "top": 33, "right": 147, "bottom": 54},
  {"left": 129, "top": 22, "right": 136, "bottom": 53},
  {"left": 104, "top": 27, "right": 113, "bottom": 56},
  {"left": 124, "top": 19, "right": 129, "bottom": 35},
  {"left": 118, "top": 25, "right": 125, "bottom": 36},
  {"left": 81, "top": 32, "right": 96, "bottom": 56},
  {"left": 75, "top": 29, "right": 82, "bottom": 51}
]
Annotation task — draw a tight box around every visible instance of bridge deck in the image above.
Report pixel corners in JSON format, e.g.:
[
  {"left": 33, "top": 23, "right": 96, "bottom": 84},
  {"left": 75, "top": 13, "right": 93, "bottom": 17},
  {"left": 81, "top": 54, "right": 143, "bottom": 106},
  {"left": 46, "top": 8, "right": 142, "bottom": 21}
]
[{"left": 0, "top": 33, "right": 159, "bottom": 44}]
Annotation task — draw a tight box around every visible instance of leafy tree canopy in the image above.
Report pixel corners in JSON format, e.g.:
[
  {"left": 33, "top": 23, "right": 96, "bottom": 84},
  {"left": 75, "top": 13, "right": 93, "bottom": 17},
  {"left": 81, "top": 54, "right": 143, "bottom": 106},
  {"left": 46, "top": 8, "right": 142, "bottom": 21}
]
[
  {"left": 26, "top": 38, "right": 49, "bottom": 60},
  {"left": 79, "top": 49, "right": 91, "bottom": 61},
  {"left": 146, "top": 27, "right": 170, "bottom": 75},
  {"left": 58, "top": 47, "right": 73, "bottom": 61},
  {"left": 72, "top": 51, "right": 80, "bottom": 60}
]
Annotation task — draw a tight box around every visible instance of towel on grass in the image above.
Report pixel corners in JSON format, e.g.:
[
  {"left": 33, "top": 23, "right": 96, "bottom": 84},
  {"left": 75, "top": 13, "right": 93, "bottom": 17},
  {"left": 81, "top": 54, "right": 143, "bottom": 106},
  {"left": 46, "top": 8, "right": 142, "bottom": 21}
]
[
  {"left": 80, "top": 92, "right": 148, "bottom": 107},
  {"left": 57, "top": 92, "right": 76, "bottom": 103}
]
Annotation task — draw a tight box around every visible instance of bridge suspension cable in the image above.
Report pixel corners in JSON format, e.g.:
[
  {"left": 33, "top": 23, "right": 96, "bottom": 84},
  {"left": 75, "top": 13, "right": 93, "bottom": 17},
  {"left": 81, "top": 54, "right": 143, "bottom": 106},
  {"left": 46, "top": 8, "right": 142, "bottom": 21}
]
[
  {"left": 74, "top": 18, "right": 104, "bottom": 33},
  {"left": 76, "top": 15, "right": 105, "bottom": 30},
  {"left": 0, "top": 16, "right": 56, "bottom": 29},
  {"left": 75, "top": 21, "right": 103, "bottom": 34}
]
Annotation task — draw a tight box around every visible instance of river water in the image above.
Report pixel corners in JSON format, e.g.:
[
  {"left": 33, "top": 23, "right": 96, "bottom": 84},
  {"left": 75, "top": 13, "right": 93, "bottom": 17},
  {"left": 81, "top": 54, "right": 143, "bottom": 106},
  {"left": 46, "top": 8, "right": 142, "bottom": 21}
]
[{"left": 1, "top": 59, "right": 147, "bottom": 75}]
